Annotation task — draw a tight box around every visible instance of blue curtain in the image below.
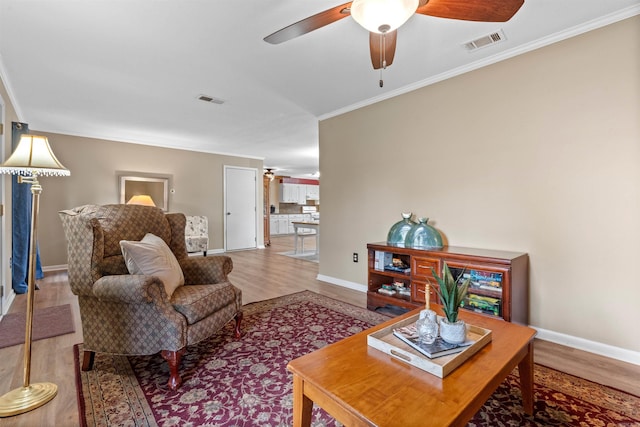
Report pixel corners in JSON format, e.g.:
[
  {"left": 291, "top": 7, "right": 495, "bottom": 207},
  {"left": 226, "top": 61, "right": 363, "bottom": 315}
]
[{"left": 11, "top": 122, "right": 43, "bottom": 294}]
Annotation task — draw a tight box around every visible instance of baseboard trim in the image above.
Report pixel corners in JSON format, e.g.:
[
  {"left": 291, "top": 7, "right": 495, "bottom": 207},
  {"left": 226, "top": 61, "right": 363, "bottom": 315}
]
[
  {"left": 187, "top": 248, "right": 225, "bottom": 257},
  {"left": 42, "top": 264, "right": 67, "bottom": 274},
  {"left": 315, "top": 274, "right": 368, "bottom": 293},
  {"left": 316, "top": 274, "right": 640, "bottom": 367},
  {"left": 1, "top": 291, "right": 16, "bottom": 316},
  {"left": 533, "top": 326, "right": 640, "bottom": 367}
]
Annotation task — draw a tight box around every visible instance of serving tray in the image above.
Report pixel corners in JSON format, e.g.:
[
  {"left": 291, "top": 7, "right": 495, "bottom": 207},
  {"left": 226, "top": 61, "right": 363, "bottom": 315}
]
[{"left": 367, "top": 313, "right": 492, "bottom": 378}]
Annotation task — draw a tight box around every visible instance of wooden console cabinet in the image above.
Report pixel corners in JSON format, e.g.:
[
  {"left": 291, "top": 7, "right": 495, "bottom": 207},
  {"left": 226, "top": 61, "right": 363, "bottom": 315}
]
[{"left": 367, "top": 242, "right": 529, "bottom": 324}]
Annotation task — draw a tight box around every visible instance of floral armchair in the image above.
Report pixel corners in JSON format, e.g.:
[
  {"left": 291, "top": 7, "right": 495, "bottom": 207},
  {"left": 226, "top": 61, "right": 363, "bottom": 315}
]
[
  {"left": 59, "top": 204, "right": 242, "bottom": 390},
  {"left": 185, "top": 215, "right": 209, "bottom": 255}
]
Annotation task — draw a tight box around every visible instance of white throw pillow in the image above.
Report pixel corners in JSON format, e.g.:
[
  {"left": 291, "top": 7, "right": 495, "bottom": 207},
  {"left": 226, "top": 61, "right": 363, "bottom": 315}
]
[{"left": 120, "top": 233, "right": 185, "bottom": 298}]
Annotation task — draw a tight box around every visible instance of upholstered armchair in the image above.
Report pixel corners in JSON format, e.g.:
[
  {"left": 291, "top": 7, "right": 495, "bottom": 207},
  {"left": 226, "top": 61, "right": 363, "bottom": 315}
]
[
  {"left": 185, "top": 215, "right": 209, "bottom": 255},
  {"left": 59, "top": 204, "right": 242, "bottom": 390}
]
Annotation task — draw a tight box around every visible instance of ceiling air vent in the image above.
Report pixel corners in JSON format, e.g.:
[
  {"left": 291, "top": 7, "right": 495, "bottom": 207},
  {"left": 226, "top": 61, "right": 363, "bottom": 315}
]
[
  {"left": 197, "top": 94, "right": 225, "bottom": 105},
  {"left": 463, "top": 30, "right": 506, "bottom": 51}
]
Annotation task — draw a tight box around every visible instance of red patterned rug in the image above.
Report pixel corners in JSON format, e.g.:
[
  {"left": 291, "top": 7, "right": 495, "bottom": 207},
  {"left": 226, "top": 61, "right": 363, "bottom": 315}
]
[{"left": 74, "top": 291, "right": 640, "bottom": 426}]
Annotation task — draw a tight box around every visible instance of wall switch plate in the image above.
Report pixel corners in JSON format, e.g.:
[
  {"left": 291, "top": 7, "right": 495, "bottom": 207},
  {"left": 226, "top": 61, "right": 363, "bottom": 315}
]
[{"left": 353, "top": 252, "right": 358, "bottom": 262}]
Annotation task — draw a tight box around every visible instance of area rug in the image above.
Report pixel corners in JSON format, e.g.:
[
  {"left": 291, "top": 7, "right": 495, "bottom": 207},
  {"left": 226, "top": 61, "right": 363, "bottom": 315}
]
[
  {"left": 277, "top": 250, "right": 319, "bottom": 263},
  {"left": 0, "top": 303, "right": 75, "bottom": 349},
  {"left": 74, "top": 292, "right": 640, "bottom": 427}
]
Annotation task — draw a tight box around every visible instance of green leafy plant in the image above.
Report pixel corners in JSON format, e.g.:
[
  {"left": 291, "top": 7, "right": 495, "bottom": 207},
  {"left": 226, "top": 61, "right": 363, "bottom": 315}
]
[{"left": 430, "top": 262, "right": 470, "bottom": 323}]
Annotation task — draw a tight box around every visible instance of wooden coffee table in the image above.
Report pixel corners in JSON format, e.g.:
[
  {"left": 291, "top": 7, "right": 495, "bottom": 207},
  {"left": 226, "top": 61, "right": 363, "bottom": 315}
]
[{"left": 287, "top": 307, "right": 536, "bottom": 427}]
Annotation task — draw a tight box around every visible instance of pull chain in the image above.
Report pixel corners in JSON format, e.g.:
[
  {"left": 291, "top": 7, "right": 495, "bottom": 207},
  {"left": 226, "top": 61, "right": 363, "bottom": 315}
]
[{"left": 379, "top": 32, "right": 386, "bottom": 87}]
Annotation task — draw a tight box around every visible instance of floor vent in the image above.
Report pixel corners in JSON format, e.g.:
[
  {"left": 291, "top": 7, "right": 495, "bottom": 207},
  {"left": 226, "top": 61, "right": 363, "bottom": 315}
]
[
  {"left": 463, "top": 30, "right": 506, "bottom": 51},
  {"left": 198, "top": 94, "right": 225, "bottom": 104}
]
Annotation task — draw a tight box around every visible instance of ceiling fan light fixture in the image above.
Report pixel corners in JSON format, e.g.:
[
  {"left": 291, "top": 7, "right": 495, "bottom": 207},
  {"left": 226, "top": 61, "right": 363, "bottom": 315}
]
[
  {"left": 351, "top": 0, "right": 418, "bottom": 34},
  {"left": 264, "top": 168, "right": 275, "bottom": 181}
]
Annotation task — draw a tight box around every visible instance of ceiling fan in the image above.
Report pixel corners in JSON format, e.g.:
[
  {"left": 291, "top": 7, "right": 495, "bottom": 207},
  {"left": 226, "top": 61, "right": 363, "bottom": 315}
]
[{"left": 264, "top": 0, "right": 524, "bottom": 84}]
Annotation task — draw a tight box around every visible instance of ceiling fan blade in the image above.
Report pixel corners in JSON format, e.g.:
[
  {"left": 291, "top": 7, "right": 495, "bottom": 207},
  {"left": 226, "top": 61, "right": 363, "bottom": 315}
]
[
  {"left": 369, "top": 30, "right": 397, "bottom": 70},
  {"left": 264, "top": 2, "right": 352, "bottom": 44},
  {"left": 416, "top": 0, "right": 524, "bottom": 22}
]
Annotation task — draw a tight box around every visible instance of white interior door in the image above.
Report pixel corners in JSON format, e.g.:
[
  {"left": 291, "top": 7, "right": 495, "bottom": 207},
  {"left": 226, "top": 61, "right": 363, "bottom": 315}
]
[{"left": 224, "top": 166, "right": 258, "bottom": 251}]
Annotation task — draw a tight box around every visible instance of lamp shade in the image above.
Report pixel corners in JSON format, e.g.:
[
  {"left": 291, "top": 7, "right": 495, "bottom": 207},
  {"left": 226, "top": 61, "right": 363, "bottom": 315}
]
[
  {"left": 350, "top": 0, "right": 418, "bottom": 34},
  {"left": 127, "top": 195, "right": 156, "bottom": 207},
  {"left": 0, "top": 134, "right": 70, "bottom": 176}
]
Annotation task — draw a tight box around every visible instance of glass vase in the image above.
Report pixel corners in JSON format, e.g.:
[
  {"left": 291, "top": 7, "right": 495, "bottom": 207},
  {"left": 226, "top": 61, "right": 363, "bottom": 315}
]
[
  {"left": 405, "top": 217, "right": 443, "bottom": 249},
  {"left": 387, "top": 213, "right": 416, "bottom": 247},
  {"left": 416, "top": 309, "right": 438, "bottom": 344}
]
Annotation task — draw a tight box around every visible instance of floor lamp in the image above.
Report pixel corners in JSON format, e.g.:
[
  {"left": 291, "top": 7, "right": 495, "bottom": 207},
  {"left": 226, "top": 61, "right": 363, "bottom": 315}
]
[{"left": 0, "top": 134, "right": 70, "bottom": 417}]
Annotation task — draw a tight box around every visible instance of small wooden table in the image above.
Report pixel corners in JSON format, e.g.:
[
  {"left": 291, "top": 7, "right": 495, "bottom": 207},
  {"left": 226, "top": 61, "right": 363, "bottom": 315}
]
[
  {"left": 292, "top": 221, "right": 319, "bottom": 255},
  {"left": 287, "top": 307, "right": 536, "bottom": 427}
]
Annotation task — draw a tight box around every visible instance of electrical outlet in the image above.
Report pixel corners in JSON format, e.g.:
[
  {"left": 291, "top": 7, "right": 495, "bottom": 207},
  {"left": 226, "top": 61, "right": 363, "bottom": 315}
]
[{"left": 353, "top": 252, "right": 358, "bottom": 262}]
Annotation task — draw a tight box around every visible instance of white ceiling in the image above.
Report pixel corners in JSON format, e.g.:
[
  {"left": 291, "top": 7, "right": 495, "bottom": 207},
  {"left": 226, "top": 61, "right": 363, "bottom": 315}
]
[{"left": 1, "top": 1, "right": 638, "bottom": 177}]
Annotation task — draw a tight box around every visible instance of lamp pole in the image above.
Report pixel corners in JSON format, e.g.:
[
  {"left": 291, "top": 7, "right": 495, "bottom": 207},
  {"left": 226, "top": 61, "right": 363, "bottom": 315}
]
[
  {"left": 0, "top": 174, "right": 57, "bottom": 416},
  {"left": 0, "top": 134, "right": 69, "bottom": 417}
]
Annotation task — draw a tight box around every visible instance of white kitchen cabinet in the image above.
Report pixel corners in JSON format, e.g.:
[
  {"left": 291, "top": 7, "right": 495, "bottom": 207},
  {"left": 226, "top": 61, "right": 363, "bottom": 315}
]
[
  {"left": 277, "top": 216, "right": 289, "bottom": 235},
  {"left": 279, "top": 184, "right": 296, "bottom": 203},
  {"left": 269, "top": 217, "right": 279, "bottom": 235},
  {"left": 280, "top": 183, "right": 310, "bottom": 205},
  {"left": 306, "top": 185, "right": 320, "bottom": 201},
  {"left": 269, "top": 215, "right": 290, "bottom": 235},
  {"left": 270, "top": 213, "right": 315, "bottom": 236},
  {"left": 296, "top": 185, "right": 307, "bottom": 204}
]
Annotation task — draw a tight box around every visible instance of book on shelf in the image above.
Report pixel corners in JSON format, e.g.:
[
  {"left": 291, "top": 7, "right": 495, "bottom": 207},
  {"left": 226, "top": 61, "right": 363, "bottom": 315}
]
[
  {"left": 397, "top": 287, "right": 411, "bottom": 297},
  {"left": 459, "top": 270, "right": 503, "bottom": 290},
  {"left": 384, "top": 265, "right": 411, "bottom": 274},
  {"left": 477, "top": 284, "right": 503, "bottom": 292},
  {"left": 374, "top": 251, "right": 392, "bottom": 271},
  {"left": 471, "top": 269, "right": 503, "bottom": 283},
  {"left": 464, "top": 294, "right": 501, "bottom": 316},
  {"left": 393, "top": 324, "right": 474, "bottom": 359}
]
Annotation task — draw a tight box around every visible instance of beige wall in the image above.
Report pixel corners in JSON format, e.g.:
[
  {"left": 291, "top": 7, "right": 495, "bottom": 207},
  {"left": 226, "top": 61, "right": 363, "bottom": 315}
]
[
  {"left": 31, "top": 132, "right": 263, "bottom": 266},
  {"left": 319, "top": 16, "right": 640, "bottom": 355}
]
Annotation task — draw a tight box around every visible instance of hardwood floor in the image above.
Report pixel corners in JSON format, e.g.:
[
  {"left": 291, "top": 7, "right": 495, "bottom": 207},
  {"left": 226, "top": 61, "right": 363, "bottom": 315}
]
[{"left": 0, "top": 235, "right": 637, "bottom": 426}]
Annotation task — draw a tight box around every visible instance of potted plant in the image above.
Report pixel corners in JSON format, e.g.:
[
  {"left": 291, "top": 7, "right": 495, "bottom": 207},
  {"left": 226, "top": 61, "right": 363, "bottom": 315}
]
[{"left": 430, "top": 262, "right": 470, "bottom": 344}]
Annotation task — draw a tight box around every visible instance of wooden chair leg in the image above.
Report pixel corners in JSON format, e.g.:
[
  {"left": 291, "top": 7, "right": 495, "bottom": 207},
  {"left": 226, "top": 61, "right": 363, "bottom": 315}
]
[
  {"left": 161, "top": 348, "right": 186, "bottom": 391},
  {"left": 234, "top": 311, "right": 243, "bottom": 339},
  {"left": 81, "top": 350, "right": 95, "bottom": 371}
]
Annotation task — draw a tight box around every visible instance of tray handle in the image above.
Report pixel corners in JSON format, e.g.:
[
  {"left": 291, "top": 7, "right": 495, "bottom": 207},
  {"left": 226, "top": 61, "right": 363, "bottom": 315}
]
[{"left": 390, "top": 348, "right": 414, "bottom": 363}]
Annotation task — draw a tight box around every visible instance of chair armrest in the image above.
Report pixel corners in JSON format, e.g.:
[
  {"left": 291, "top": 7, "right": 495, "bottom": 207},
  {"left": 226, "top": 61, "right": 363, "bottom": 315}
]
[
  {"left": 93, "top": 275, "right": 167, "bottom": 304},
  {"left": 180, "top": 255, "right": 233, "bottom": 285}
]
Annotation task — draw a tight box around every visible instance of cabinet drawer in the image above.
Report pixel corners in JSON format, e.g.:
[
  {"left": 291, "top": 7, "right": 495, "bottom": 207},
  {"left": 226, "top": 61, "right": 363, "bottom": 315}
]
[
  {"left": 411, "top": 280, "right": 437, "bottom": 305},
  {"left": 412, "top": 257, "right": 440, "bottom": 280}
]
